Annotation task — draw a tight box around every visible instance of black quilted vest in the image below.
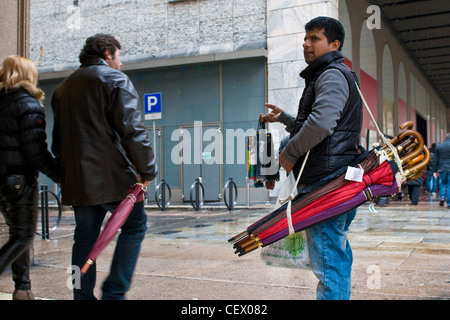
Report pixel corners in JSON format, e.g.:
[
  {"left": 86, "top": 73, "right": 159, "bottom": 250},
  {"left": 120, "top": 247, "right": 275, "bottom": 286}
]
[{"left": 290, "top": 51, "right": 362, "bottom": 185}]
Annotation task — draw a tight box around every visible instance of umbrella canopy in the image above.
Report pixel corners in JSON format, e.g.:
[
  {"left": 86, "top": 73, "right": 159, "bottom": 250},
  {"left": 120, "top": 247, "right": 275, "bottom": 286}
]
[
  {"left": 245, "top": 151, "right": 381, "bottom": 237},
  {"left": 261, "top": 181, "right": 400, "bottom": 246},
  {"left": 257, "top": 160, "right": 396, "bottom": 241},
  {"left": 80, "top": 183, "right": 145, "bottom": 275}
]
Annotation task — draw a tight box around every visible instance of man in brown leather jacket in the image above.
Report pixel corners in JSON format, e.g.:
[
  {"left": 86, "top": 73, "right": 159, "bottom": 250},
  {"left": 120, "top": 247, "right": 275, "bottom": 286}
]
[{"left": 52, "top": 34, "right": 157, "bottom": 300}]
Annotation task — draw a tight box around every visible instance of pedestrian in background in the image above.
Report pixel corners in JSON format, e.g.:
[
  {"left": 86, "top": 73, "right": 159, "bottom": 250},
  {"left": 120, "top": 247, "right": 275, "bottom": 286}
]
[
  {"left": 52, "top": 34, "right": 157, "bottom": 300},
  {"left": 260, "top": 17, "right": 362, "bottom": 300},
  {"left": 0, "top": 55, "right": 60, "bottom": 300},
  {"left": 433, "top": 133, "right": 450, "bottom": 208},
  {"left": 406, "top": 177, "right": 421, "bottom": 205},
  {"left": 426, "top": 143, "right": 437, "bottom": 196}
]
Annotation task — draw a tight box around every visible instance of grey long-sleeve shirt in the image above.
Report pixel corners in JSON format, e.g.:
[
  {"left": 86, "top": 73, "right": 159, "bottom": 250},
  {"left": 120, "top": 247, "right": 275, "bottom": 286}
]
[{"left": 278, "top": 68, "right": 350, "bottom": 165}]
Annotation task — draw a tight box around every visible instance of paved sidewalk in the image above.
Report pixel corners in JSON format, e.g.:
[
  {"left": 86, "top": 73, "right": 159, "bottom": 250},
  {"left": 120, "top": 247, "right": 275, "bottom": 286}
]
[{"left": 0, "top": 194, "right": 449, "bottom": 300}]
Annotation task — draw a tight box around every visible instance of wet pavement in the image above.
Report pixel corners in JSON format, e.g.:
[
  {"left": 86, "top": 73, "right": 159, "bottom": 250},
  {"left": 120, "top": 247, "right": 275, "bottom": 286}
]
[{"left": 0, "top": 191, "right": 449, "bottom": 300}]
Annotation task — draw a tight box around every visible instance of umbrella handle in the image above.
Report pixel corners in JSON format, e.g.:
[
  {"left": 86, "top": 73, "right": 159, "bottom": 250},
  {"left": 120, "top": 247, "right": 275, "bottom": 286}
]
[
  {"left": 404, "top": 145, "right": 430, "bottom": 180},
  {"left": 405, "top": 168, "right": 427, "bottom": 182},
  {"left": 396, "top": 137, "right": 415, "bottom": 153},
  {"left": 396, "top": 130, "right": 424, "bottom": 165},
  {"left": 388, "top": 122, "right": 414, "bottom": 146},
  {"left": 406, "top": 153, "right": 424, "bottom": 167},
  {"left": 80, "top": 259, "right": 94, "bottom": 276},
  {"left": 404, "top": 141, "right": 418, "bottom": 154},
  {"left": 399, "top": 121, "right": 414, "bottom": 131}
]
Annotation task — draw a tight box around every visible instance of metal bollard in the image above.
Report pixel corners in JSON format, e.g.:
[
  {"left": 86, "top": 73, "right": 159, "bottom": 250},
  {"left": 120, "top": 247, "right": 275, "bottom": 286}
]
[
  {"left": 224, "top": 177, "right": 238, "bottom": 211},
  {"left": 190, "top": 178, "right": 204, "bottom": 211},
  {"left": 155, "top": 179, "right": 171, "bottom": 211},
  {"left": 40, "top": 185, "right": 49, "bottom": 240}
]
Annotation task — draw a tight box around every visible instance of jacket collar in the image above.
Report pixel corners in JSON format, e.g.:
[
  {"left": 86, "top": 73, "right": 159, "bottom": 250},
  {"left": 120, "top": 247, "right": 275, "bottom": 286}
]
[
  {"left": 80, "top": 57, "right": 109, "bottom": 67},
  {"left": 0, "top": 87, "right": 32, "bottom": 107},
  {"left": 300, "top": 51, "right": 344, "bottom": 82}
]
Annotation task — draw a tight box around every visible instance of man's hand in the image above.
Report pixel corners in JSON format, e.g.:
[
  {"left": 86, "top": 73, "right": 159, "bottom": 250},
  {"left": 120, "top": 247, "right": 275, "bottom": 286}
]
[
  {"left": 279, "top": 151, "right": 295, "bottom": 173},
  {"left": 260, "top": 103, "right": 283, "bottom": 123},
  {"left": 137, "top": 175, "right": 152, "bottom": 187}
]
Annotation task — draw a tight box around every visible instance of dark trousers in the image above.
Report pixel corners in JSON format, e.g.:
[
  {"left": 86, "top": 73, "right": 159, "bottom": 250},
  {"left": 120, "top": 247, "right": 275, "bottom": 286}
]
[
  {"left": 408, "top": 185, "right": 421, "bottom": 205},
  {"left": 0, "top": 175, "right": 38, "bottom": 290},
  {"left": 71, "top": 200, "right": 147, "bottom": 300}
]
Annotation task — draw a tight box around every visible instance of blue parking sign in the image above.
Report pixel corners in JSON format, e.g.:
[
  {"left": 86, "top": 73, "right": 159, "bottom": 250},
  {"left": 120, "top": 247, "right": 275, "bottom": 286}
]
[{"left": 144, "top": 92, "right": 162, "bottom": 120}]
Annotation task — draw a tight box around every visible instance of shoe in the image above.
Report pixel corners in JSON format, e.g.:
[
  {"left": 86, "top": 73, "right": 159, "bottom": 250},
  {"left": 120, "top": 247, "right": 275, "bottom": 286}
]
[
  {"left": 12, "top": 289, "right": 36, "bottom": 300},
  {"left": 439, "top": 200, "right": 444, "bottom": 207},
  {"left": 447, "top": 205, "right": 450, "bottom": 209}
]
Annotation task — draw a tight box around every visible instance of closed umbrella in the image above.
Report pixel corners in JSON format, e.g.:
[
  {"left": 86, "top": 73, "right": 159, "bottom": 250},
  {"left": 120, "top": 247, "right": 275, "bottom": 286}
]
[
  {"left": 262, "top": 181, "right": 400, "bottom": 246},
  {"left": 80, "top": 183, "right": 145, "bottom": 275}
]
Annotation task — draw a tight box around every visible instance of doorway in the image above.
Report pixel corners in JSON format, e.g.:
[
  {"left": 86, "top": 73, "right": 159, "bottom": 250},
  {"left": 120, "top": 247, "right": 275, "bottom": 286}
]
[{"left": 180, "top": 123, "right": 222, "bottom": 202}]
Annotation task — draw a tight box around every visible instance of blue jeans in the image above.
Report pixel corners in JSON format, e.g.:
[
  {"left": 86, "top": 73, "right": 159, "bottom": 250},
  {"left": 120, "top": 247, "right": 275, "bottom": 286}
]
[
  {"left": 426, "top": 170, "right": 437, "bottom": 193},
  {"left": 72, "top": 201, "right": 147, "bottom": 300},
  {"left": 438, "top": 171, "right": 450, "bottom": 205},
  {"left": 306, "top": 208, "right": 357, "bottom": 300}
]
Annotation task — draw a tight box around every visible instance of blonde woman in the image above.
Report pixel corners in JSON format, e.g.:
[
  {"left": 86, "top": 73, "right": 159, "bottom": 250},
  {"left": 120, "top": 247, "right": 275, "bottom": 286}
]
[{"left": 0, "top": 55, "right": 60, "bottom": 300}]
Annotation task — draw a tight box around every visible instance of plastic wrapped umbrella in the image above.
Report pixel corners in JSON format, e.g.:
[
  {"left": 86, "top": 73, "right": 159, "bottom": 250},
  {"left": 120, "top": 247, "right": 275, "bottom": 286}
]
[{"left": 80, "top": 183, "right": 146, "bottom": 275}]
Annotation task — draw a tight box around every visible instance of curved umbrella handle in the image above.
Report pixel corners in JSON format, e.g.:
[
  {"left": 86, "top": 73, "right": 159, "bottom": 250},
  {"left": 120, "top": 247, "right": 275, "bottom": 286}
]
[
  {"left": 406, "top": 168, "right": 427, "bottom": 182},
  {"left": 399, "top": 121, "right": 414, "bottom": 131},
  {"left": 397, "top": 130, "right": 424, "bottom": 165},
  {"left": 388, "top": 121, "right": 415, "bottom": 146},
  {"left": 404, "top": 146, "right": 430, "bottom": 180},
  {"left": 406, "top": 153, "right": 425, "bottom": 167},
  {"left": 404, "top": 141, "right": 418, "bottom": 154},
  {"left": 396, "top": 137, "right": 415, "bottom": 154}
]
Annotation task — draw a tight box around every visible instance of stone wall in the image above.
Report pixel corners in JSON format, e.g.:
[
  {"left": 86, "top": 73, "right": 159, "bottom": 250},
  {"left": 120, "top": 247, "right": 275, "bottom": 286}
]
[{"left": 30, "top": 0, "right": 267, "bottom": 72}]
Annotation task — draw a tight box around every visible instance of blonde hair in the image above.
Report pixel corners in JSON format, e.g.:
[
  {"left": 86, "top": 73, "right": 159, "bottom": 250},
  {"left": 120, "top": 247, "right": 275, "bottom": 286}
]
[{"left": 0, "top": 55, "right": 44, "bottom": 102}]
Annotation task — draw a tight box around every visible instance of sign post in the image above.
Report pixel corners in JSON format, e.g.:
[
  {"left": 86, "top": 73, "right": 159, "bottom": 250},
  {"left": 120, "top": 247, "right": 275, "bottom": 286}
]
[{"left": 144, "top": 92, "right": 162, "bottom": 187}]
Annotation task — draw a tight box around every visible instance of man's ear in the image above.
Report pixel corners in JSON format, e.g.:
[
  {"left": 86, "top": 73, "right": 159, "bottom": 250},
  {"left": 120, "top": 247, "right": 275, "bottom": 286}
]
[
  {"left": 331, "top": 40, "right": 341, "bottom": 51},
  {"left": 104, "top": 49, "right": 112, "bottom": 60}
]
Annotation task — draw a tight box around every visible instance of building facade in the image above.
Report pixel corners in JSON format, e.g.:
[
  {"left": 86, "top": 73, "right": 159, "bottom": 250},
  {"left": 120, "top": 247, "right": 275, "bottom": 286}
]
[
  {"left": 0, "top": 0, "right": 30, "bottom": 60},
  {"left": 28, "top": 0, "right": 448, "bottom": 203}
]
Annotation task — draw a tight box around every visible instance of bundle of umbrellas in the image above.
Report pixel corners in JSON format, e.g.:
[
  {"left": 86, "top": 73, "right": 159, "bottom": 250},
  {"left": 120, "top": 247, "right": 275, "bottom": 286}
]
[{"left": 229, "top": 121, "right": 430, "bottom": 256}]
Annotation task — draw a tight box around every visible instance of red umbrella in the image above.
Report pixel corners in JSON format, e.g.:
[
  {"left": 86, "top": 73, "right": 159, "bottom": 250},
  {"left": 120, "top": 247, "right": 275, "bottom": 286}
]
[
  {"left": 80, "top": 183, "right": 146, "bottom": 275},
  {"left": 257, "top": 160, "right": 395, "bottom": 241}
]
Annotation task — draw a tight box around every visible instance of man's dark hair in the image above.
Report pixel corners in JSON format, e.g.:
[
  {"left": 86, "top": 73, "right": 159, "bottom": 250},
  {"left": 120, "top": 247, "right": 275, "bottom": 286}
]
[
  {"left": 79, "top": 33, "right": 121, "bottom": 63},
  {"left": 305, "top": 16, "right": 345, "bottom": 51}
]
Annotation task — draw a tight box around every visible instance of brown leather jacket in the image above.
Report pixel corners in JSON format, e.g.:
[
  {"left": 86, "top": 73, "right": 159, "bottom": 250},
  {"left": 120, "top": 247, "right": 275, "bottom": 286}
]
[{"left": 52, "top": 58, "right": 157, "bottom": 206}]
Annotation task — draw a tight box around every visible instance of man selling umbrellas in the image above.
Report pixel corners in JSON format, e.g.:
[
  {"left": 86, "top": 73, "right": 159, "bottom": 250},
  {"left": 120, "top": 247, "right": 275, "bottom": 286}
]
[
  {"left": 260, "top": 17, "right": 362, "bottom": 300},
  {"left": 52, "top": 34, "right": 157, "bottom": 300}
]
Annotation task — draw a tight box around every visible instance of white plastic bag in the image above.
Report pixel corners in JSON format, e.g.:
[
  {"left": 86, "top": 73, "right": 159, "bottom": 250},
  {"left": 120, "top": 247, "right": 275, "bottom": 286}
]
[{"left": 260, "top": 173, "right": 311, "bottom": 269}]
